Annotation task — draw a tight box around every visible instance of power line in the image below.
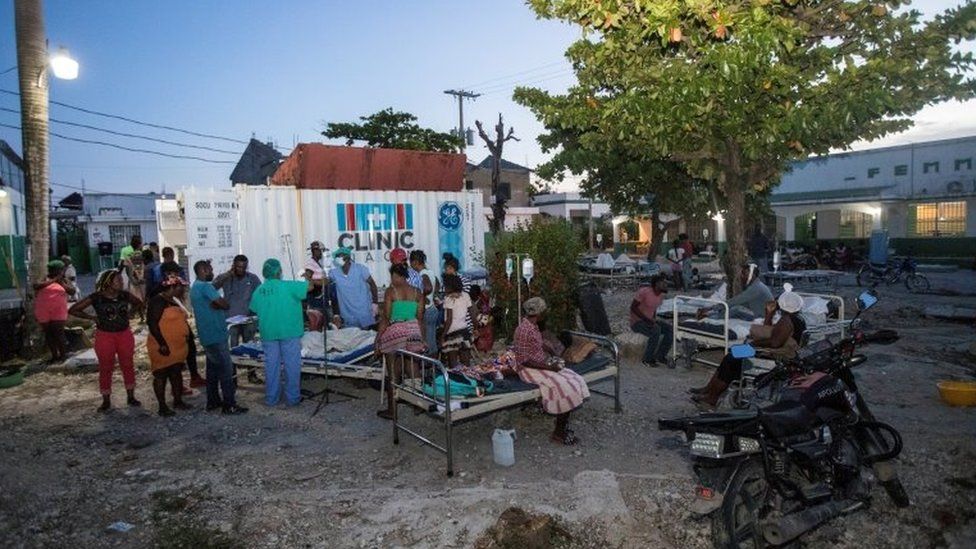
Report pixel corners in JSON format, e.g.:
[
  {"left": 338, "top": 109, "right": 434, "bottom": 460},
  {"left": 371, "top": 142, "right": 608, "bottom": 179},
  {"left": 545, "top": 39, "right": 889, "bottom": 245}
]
[
  {"left": 479, "top": 71, "right": 577, "bottom": 97},
  {"left": 478, "top": 69, "right": 575, "bottom": 94},
  {"left": 50, "top": 181, "right": 111, "bottom": 193},
  {"left": 0, "top": 121, "right": 236, "bottom": 163},
  {"left": 0, "top": 106, "right": 240, "bottom": 154},
  {"left": 0, "top": 88, "right": 249, "bottom": 145},
  {"left": 460, "top": 60, "right": 567, "bottom": 90}
]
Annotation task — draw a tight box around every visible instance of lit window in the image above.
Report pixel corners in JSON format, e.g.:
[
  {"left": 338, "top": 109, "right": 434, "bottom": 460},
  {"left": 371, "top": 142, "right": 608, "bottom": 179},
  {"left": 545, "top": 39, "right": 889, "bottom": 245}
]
[
  {"left": 912, "top": 201, "right": 966, "bottom": 237},
  {"left": 955, "top": 158, "right": 972, "bottom": 171},
  {"left": 839, "top": 210, "right": 872, "bottom": 238},
  {"left": 922, "top": 161, "right": 939, "bottom": 174},
  {"left": 867, "top": 167, "right": 880, "bottom": 179},
  {"left": 894, "top": 165, "right": 908, "bottom": 176}
]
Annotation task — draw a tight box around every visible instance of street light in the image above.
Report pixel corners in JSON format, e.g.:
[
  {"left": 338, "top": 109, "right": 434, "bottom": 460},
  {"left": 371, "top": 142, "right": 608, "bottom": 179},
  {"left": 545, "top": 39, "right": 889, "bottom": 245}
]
[{"left": 49, "top": 46, "right": 78, "bottom": 80}]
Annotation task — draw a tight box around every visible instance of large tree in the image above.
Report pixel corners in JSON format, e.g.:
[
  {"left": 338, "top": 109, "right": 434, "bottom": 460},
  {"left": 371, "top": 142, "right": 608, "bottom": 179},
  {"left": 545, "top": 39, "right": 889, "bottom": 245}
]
[
  {"left": 522, "top": 114, "right": 715, "bottom": 257},
  {"left": 517, "top": 0, "right": 975, "bottom": 292},
  {"left": 322, "top": 108, "right": 463, "bottom": 152}
]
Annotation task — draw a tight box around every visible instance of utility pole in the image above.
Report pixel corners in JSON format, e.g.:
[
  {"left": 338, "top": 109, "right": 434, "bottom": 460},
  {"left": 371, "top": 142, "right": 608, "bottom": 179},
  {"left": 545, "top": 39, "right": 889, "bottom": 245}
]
[
  {"left": 443, "top": 89, "right": 480, "bottom": 148},
  {"left": 15, "top": 0, "right": 50, "bottom": 285}
]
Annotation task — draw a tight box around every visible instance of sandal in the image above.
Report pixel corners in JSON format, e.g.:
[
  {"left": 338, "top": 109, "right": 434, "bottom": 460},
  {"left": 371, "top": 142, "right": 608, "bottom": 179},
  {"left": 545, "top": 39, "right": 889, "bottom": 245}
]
[
  {"left": 376, "top": 409, "right": 393, "bottom": 420},
  {"left": 550, "top": 432, "right": 580, "bottom": 446}
]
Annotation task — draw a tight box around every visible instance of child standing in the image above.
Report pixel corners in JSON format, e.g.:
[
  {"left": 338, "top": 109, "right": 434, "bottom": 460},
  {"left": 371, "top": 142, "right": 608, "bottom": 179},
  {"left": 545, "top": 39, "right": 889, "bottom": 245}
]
[{"left": 439, "top": 274, "right": 475, "bottom": 367}]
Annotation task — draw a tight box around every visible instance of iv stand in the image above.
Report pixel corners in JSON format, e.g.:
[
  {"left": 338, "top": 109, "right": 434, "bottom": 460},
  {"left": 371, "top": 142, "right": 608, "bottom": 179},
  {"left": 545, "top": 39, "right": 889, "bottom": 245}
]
[{"left": 506, "top": 252, "right": 532, "bottom": 320}]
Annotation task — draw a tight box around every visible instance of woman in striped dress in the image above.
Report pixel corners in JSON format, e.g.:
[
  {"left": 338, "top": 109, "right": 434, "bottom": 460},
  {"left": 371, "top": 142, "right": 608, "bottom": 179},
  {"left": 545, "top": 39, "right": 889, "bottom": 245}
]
[{"left": 513, "top": 297, "right": 589, "bottom": 445}]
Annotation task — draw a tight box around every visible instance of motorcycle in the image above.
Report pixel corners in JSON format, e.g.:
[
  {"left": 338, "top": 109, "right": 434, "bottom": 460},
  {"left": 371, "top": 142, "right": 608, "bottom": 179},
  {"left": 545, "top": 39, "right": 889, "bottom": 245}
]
[
  {"left": 856, "top": 255, "right": 930, "bottom": 293},
  {"left": 659, "top": 290, "right": 909, "bottom": 548}
]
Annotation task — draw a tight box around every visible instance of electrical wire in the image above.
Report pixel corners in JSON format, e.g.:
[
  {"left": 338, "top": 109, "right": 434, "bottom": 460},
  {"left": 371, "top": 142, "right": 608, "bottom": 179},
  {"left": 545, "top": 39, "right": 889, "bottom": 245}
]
[
  {"left": 0, "top": 88, "right": 249, "bottom": 145},
  {"left": 479, "top": 71, "right": 577, "bottom": 96},
  {"left": 0, "top": 106, "right": 240, "bottom": 154},
  {"left": 0, "top": 121, "right": 236, "bottom": 164},
  {"left": 478, "top": 68, "right": 575, "bottom": 94},
  {"left": 50, "top": 181, "right": 111, "bottom": 193},
  {"left": 460, "top": 60, "right": 567, "bottom": 90}
]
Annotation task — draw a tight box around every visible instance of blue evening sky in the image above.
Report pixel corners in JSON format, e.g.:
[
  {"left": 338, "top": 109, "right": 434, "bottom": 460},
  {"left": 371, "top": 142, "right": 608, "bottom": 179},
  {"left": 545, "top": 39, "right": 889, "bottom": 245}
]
[{"left": 0, "top": 0, "right": 972, "bottom": 200}]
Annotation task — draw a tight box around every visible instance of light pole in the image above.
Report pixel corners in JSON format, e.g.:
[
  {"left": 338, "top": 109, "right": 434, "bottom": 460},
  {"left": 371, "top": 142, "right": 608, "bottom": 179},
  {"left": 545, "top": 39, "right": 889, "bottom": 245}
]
[{"left": 14, "top": 0, "right": 79, "bottom": 285}]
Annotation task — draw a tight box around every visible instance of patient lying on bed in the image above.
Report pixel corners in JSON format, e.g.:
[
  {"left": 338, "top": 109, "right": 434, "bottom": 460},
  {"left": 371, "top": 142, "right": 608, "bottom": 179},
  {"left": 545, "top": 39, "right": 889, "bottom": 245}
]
[
  {"left": 697, "top": 263, "right": 772, "bottom": 321},
  {"left": 513, "top": 297, "right": 590, "bottom": 446}
]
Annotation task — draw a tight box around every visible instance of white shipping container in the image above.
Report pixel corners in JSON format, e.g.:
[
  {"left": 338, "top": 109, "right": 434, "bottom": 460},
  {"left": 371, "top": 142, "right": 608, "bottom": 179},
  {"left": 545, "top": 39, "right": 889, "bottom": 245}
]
[{"left": 234, "top": 186, "right": 486, "bottom": 288}]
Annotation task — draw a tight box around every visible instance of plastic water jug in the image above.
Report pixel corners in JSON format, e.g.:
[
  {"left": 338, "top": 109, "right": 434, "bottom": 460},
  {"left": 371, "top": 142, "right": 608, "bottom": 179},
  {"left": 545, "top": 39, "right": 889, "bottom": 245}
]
[{"left": 492, "top": 429, "right": 516, "bottom": 467}]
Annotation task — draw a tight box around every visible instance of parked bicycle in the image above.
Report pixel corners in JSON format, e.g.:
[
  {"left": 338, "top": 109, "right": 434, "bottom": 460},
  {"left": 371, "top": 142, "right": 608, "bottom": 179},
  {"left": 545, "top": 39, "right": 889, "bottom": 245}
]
[{"left": 856, "top": 255, "right": 930, "bottom": 293}]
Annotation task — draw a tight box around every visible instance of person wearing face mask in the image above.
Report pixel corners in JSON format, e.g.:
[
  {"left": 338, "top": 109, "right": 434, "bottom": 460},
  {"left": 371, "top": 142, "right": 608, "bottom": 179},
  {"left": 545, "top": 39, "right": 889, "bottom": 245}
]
[
  {"left": 328, "top": 247, "right": 378, "bottom": 329},
  {"left": 190, "top": 260, "right": 248, "bottom": 415}
]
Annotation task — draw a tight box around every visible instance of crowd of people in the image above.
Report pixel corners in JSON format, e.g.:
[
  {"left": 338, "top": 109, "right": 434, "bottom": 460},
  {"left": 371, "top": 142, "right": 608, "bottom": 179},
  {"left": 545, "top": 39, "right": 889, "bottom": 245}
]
[{"left": 58, "top": 237, "right": 261, "bottom": 416}]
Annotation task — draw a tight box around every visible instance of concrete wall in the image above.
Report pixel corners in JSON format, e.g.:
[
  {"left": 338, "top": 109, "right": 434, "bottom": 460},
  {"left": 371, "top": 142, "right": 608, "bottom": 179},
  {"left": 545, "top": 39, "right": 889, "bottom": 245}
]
[
  {"left": 779, "top": 136, "right": 976, "bottom": 200},
  {"left": 465, "top": 168, "right": 532, "bottom": 208},
  {"left": 0, "top": 187, "right": 25, "bottom": 236},
  {"left": 533, "top": 192, "right": 611, "bottom": 219}
]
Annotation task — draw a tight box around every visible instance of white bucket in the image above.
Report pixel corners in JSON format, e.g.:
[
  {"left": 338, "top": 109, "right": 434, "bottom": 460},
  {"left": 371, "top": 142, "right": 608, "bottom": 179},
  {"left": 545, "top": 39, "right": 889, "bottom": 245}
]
[{"left": 492, "top": 428, "right": 516, "bottom": 467}]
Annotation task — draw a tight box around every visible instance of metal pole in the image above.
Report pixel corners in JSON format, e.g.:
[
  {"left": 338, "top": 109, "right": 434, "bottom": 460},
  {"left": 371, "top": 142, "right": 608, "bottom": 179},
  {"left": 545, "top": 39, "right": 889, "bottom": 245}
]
[
  {"left": 588, "top": 197, "right": 594, "bottom": 252},
  {"left": 443, "top": 90, "right": 481, "bottom": 148}
]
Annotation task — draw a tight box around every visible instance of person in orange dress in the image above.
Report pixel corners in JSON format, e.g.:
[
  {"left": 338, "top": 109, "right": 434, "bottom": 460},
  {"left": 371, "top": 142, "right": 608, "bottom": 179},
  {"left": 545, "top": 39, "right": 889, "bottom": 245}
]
[
  {"left": 146, "top": 275, "right": 191, "bottom": 417},
  {"left": 33, "top": 260, "right": 75, "bottom": 363}
]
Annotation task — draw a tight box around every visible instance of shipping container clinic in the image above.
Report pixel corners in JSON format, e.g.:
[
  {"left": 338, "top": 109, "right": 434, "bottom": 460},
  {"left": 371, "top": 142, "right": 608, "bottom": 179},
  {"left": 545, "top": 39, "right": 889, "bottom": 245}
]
[{"left": 270, "top": 143, "right": 466, "bottom": 192}]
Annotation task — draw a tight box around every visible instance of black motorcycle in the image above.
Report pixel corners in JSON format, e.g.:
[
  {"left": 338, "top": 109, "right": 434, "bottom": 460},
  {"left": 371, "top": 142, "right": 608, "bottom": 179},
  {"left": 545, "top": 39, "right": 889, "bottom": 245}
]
[{"left": 659, "top": 290, "right": 909, "bottom": 548}]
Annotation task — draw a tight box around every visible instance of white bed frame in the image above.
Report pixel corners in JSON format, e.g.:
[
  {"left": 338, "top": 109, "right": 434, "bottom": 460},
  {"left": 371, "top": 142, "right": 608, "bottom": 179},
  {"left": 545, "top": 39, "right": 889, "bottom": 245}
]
[
  {"left": 670, "top": 292, "right": 847, "bottom": 368},
  {"left": 390, "top": 331, "right": 621, "bottom": 476}
]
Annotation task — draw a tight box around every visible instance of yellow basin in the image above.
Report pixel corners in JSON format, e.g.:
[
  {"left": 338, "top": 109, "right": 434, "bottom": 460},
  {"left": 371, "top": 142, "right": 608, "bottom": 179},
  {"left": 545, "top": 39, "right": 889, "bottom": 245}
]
[{"left": 937, "top": 381, "right": 976, "bottom": 407}]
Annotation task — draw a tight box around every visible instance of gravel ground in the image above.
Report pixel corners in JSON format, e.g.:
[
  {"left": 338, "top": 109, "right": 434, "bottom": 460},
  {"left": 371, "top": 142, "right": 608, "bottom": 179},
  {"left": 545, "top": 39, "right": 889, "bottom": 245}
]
[{"left": 0, "top": 268, "right": 974, "bottom": 548}]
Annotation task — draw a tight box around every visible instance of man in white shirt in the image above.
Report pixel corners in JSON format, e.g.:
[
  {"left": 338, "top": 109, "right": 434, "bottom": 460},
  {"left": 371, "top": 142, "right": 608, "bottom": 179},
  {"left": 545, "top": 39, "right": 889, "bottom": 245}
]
[{"left": 304, "top": 241, "right": 332, "bottom": 323}]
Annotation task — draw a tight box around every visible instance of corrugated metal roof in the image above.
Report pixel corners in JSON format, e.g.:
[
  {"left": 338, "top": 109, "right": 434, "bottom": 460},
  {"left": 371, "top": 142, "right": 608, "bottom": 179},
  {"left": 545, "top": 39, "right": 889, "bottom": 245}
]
[{"left": 270, "top": 143, "right": 466, "bottom": 191}]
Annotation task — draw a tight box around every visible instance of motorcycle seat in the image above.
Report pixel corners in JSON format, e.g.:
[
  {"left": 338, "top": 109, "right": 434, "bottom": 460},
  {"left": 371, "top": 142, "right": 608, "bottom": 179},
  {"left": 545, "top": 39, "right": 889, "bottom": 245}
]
[{"left": 759, "top": 400, "right": 815, "bottom": 438}]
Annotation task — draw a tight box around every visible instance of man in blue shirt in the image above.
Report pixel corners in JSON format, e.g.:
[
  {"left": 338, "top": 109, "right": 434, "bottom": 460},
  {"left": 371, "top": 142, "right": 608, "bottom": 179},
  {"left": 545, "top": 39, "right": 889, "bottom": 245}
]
[
  {"left": 190, "top": 260, "right": 247, "bottom": 415},
  {"left": 328, "top": 247, "right": 378, "bottom": 329}
]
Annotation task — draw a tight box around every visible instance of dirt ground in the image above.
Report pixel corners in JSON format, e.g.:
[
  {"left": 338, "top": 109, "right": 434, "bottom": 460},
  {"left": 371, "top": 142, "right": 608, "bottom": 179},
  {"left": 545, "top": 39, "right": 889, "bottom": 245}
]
[{"left": 1, "top": 269, "right": 974, "bottom": 548}]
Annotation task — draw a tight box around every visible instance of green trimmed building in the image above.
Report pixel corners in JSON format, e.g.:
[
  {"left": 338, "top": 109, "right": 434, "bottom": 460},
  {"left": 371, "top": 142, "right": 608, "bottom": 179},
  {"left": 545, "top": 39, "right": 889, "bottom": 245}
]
[{"left": 771, "top": 136, "right": 976, "bottom": 258}]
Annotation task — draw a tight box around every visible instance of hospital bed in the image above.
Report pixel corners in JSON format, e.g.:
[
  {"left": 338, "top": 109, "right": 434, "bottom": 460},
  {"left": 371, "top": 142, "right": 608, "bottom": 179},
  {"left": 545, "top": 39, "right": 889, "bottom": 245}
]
[
  {"left": 664, "top": 292, "right": 847, "bottom": 368},
  {"left": 389, "top": 331, "right": 620, "bottom": 476}
]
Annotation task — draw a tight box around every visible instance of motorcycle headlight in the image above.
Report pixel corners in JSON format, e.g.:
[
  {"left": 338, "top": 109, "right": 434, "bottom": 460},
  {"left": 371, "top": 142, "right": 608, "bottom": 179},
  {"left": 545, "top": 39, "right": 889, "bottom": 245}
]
[
  {"left": 690, "top": 433, "right": 725, "bottom": 458},
  {"left": 736, "top": 437, "right": 760, "bottom": 453}
]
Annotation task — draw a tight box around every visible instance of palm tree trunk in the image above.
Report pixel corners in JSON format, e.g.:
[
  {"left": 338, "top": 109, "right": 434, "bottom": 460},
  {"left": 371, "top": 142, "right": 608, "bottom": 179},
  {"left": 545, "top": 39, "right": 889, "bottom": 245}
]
[{"left": 15, "top": 0, "right": 50, "bottom": 285}]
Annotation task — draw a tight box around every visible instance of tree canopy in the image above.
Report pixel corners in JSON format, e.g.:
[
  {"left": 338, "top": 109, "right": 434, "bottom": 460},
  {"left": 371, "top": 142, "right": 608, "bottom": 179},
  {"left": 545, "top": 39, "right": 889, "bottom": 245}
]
[
  {"left": 517, "top": 0, "right": 976, "bottom": 290},
  {"left": 322, "top": 108, "right": 463, "bottom": 152}
]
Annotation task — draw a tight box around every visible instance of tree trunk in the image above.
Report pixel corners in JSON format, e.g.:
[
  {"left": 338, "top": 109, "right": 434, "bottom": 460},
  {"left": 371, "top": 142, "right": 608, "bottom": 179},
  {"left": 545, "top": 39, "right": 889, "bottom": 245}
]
[
  {"left": 723, "top": 180, "right": 748, "bottom": 295},
  {"left": 489, "top": 154, "right": 505, "bottom": 235},
  {"left": 15, "top": 0, "right": 50, "bottom": 285}
]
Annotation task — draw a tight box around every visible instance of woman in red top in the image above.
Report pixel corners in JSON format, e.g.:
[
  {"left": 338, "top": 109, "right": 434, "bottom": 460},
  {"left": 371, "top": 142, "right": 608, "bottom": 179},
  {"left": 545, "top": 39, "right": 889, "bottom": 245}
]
[{"left": 33, "top": 260, "right": 75, "bottom": 363}]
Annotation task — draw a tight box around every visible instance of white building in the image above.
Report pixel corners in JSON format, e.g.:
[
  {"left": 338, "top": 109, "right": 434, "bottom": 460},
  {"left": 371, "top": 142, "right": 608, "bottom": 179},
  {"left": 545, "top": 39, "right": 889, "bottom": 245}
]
[
  {"left": 0, "top": 141, "right": 26, "bottom": 238},
  {"left": 71, "top": 192, "right": 169, "bottom": 270},
  {"left": 771, "top": 136, "right": 976, "bottom": 243},
  {"left": 532, "top": 192, "right": 611, "bottom": 220}
]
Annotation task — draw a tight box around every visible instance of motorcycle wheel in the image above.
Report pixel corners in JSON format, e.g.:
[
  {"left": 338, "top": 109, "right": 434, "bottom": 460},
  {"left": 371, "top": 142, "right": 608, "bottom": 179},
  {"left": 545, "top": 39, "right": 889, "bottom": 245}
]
[
  {"left": 712, "top": 460, "right": 783, "bottom": 549},
  {"left": 905, "top": 274, "right": 930, "bottom": 293}
]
